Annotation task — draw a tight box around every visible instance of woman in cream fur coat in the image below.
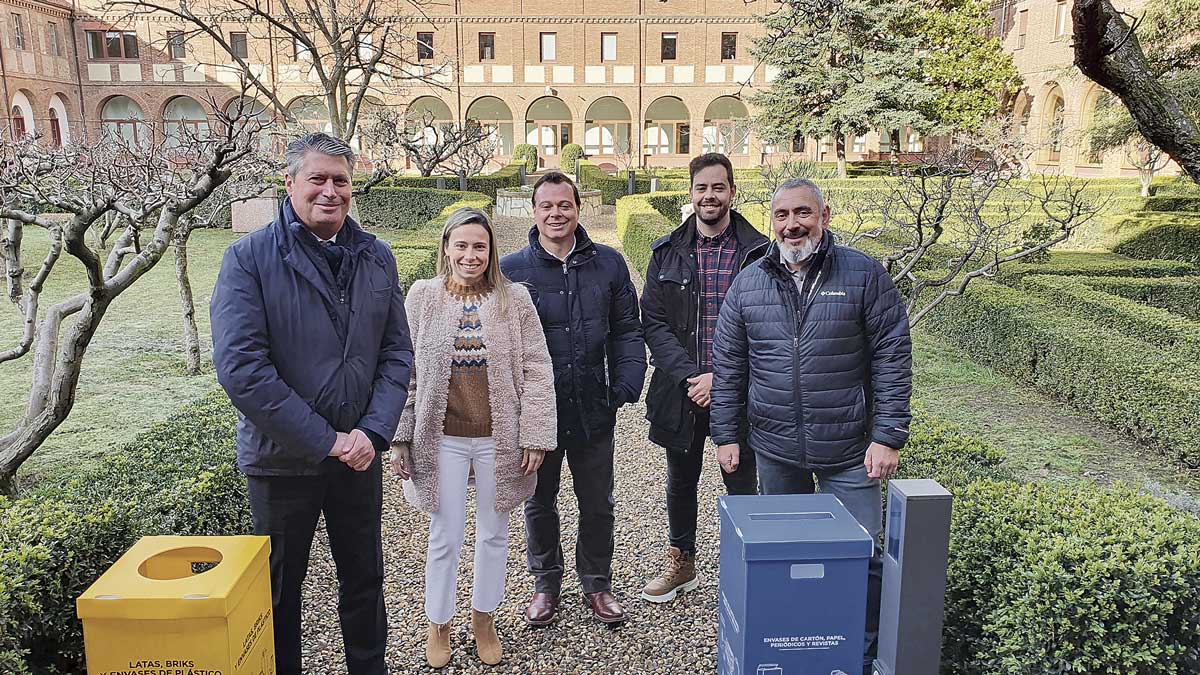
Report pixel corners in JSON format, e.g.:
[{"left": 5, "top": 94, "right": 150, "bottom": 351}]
[{"left": 391, "top": 206, "right": 556, "bottom": 668}]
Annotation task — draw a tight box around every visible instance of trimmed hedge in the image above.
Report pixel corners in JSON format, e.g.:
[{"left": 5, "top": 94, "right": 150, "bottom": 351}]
[
  {"left": 560, "top": 144, "right": 583, "bottom": 174},
  {"left": 579, "top": 162, "right": 652, "bottom": 204},
  {"left": 1020, "top": 274, "right": 1200, "bottom": 357},
  {"left": 997, "top": 250, "right": 1199, "bottom": 283},
  {"left": 513, "top": 144, "right": 537, "bottom": 173},
  {"left": 923, "top": 279, "right": 1200, "bottom": 468},
  {"left": 1083, "top": 275, "right": 1200, "bottom": 321},
  {"left": 1141, "top": 194, "right": 1200, "bottom": 212},
  {"left": 1113, "top": 215, "right": 1200, "bottom": 264},
  {"left": 942, "top": 480, "right": 1200, "bottom": 674},
  {"left": 356, "top": 187, "right": 489, "bottom": 230},
  {"left": 615, "top": 194, "right": 674, "bottom": 276}
]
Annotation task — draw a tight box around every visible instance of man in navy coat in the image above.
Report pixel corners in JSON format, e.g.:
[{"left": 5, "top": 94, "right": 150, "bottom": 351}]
[
  {"left": 501, "top": 172, "right": 646, "bottom": 626},
  {"left": 211, "top": 132, "right": 412, "bottom": 675}
]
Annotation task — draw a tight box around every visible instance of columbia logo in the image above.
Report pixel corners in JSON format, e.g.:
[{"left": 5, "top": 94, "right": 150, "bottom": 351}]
[{"left": 820, "top": 290, "right": 847, "bottom": 296}]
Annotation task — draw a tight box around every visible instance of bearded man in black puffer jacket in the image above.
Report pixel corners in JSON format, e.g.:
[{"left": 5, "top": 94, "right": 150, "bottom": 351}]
[{"left": 710, "top": 178, "right": 912, "bottom": 675}]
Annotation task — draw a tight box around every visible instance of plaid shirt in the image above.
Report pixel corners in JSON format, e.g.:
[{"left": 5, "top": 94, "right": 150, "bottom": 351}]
[{"left": 696, "top": 224, "right": 739, "bottom": 371}]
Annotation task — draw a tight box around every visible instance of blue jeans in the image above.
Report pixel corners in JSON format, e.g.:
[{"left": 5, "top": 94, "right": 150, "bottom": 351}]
[{"left": 756, "top": 453, "right": 882, "bottom": 671}]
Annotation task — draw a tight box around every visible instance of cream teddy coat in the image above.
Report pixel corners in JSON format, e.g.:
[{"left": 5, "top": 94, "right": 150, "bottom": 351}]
[{"left": 393, "top": 277, "right": 557, "bottom": 513}]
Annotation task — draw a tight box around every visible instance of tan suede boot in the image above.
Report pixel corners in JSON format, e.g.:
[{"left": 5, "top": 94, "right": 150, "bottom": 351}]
[
  {"left": 426, "top": 622, "right": 452, "bottom": 668},
  {"left": 472, "top": 609, "right": 502, "bottom": 665},
  {"left": 640, "top": 546, "right": 698, "bottom": 603}
]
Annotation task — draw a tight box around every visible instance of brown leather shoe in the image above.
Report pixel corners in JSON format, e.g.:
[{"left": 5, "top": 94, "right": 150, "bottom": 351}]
[
  {"left": 584, "top": 590, "right": 627, "bottom": 623},
  {"left": 524, "top": 592, "right": 559, "bottom": 626}
]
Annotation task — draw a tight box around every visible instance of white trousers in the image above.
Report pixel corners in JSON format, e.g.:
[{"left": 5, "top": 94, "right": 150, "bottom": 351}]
[{"left": 425, "top": 435, "right": 510, "bottom": 624}]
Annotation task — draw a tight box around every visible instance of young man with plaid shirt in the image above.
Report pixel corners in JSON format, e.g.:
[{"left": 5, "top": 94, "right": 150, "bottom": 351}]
[{"left": 638, "top": 153, "right": 769, "bottom": 602}]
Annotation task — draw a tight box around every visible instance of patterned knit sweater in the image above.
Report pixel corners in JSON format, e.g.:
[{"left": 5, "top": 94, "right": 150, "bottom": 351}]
[{"left": 443, "top": 277, "right": 493, "bottom": 438}]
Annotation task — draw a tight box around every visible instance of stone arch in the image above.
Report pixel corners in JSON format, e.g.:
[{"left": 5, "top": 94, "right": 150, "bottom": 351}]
[
  {"left": 163, "top": 95, "right": 210, "bottom": 144},
  {"left": 525, "top": 96, "right": 572, "bottom": 162},
  {"left": 466, "top": 96, "right": 514, "bottom": 157},
  {"left": 100, "top": 95, "right": 148, "bottom": 145},
  {"left": 1041, "top": 85, "right": 1066, "bottom": 161},
  {"left": 644, "top": 96, "right": 690, "bottom": 156},
  {"left": 286, "top": 95, "right": 331, "bottom": 133},
  {"left": 584, "top": 96, "right": 631, "bottom": 156},
  {"left": 10, "top": 90, "right": 35, "bottom": 137},
  {"left": 1078, "top": 85, "right": 1106, "bottom": 164},
  {"left": 703, "top": 95, "right": 751, "bottom": 155},
  {"left": 48, "top": 93, "right": 71, "bottom": 146}
]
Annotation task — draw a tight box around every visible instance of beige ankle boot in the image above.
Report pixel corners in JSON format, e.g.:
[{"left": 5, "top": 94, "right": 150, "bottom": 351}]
[
  {"left": 472, "top": 609, "right": 502, "bottom": 665},
  {"left": 426, "top": 621, "right": 452, "bottom": 668}
]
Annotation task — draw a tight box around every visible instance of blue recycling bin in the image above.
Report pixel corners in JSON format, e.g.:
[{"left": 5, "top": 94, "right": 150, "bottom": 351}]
[{"left": 719, "top": 494, "right": 874, "bottom": 675}]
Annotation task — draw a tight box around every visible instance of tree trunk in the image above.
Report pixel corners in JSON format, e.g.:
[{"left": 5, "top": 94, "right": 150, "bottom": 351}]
[
  {"left": 1074, "top": 0, "right": 1200, "bottom": 183},
  {"left": 890, "top": 130, "right": 901, "bottom": 165},
  {"left": 836, "top": 134, "right": 848, "bottom": 179},
  {"left": 174, "top": 229, "right": 202, "bottom": 375},
  {"left": 1139, "top": 167, "right": 1153, "bottom": 197}
]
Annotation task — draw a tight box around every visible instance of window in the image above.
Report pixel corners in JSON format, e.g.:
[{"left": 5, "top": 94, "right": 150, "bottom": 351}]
[
  {"left": 417, "top": 32, "right": 433, "bottom": 60},
  {"left": 48, "top": 107, "right": 62, "bottom": 147},
  {"left": 1017, "top": 9, "right": 1028, "bottom": 49},
  {"left": 11, "top": 107, "right": 25, "bottom": 137},
  {"left": 478, "top": 32, "right": 494, "bottom": 61},
  {"left": 791, "top": 132, "right": 805, "bottom": 153},
  {"left": 230, "top": 32, "right": 248, "bottom": 59},
  {"left": 540, "top": 32, "right": 556, "bottom": 62},
  {"left": 11, "top": 14, "right": 25, "bottom": 50},
  {"left": 677, "top": 123, "right": 690, "bottom": 154},
  {"left": 852, "top": 135, "right": 867, "bottom": 153},
  {"left": 721, "top": 32, "right": 737, "bottom": 60},
  {"left": 879, "top": 130, "right": 893, "bottom": 155},
  {"left": 601, "top": 32, "right": 617, "bottom": 62},
  {"left": 661, "top": 32, "right": 677, "bottom": 61},
  {"left": 1054, "top": 1, "right": 1069, "bottom": 38},
  {"left": 86, "top": 30, "right": 138, "bottom": 59},
  {"left": 166, "top": 31, "right": 185, "bottom": 59},
  {"left": 47, "top": 22, "right": 61, "bottom": 57}
]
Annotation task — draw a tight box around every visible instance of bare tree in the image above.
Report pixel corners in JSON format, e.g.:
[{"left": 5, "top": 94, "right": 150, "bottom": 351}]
[
  {"left": 448, "top": 132, "right": 499, "bottom": 179},
  {"left": 837, "top": 132, "right": 1106, "bottom": 325},
  {"left": 360, "top": 108, "right": 494, "bottom": 178},
  {"left": 107, "top": 0, "right": 446, "bottom": 141},
  {"left": 0, "top": 107, "right": 272, "bottom": 493}
]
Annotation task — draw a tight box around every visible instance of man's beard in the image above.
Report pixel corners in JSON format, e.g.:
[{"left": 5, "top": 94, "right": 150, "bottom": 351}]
[
  {"left": 696, "top": 202, "right": 729, "bottom": 226},
  {"left": 780, "top": 234, "right": 819, "bottom": 265}
]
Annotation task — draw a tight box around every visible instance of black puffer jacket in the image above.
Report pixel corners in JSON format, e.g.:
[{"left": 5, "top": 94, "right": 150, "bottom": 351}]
[
  {"left": 709, "top": 233, "right": 912, "bottom": 470},
  {"left": 501, "top": 225, "right": 647, "bottom": 445},
  {"left": 641, "top": 211, "right": 768, "bottom": 452}
]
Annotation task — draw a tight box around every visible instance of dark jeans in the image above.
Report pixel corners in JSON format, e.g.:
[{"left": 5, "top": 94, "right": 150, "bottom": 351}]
[
  {"left": 246, "top": 455, "right": 386, "bottom": 675},
  {"left": 666, "top": 410, "right": 758, "bottom": 555},
  {"left": 756, "top": 452, "right": 882, "bottom": 671},
  {"left": 524, "top": 429, "right": 616, "bottom": 595}
]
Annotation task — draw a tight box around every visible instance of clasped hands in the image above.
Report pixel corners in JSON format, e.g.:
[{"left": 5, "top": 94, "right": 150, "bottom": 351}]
[
  {"left": 387, "top": 443, "right": 546, "bottom": 479},
  {"left": 327, "top": 429, "right": 376, "bottom": 471}
]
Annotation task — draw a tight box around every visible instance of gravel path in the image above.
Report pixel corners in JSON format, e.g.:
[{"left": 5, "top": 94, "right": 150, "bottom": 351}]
[{"left": 303, "top": 210, "right": 725, "bottom": 673}]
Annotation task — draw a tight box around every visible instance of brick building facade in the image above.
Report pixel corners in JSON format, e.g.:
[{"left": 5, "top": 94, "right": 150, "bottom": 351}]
[{"left": 0, "top": 0, "right": 1171, "bottom": 175}]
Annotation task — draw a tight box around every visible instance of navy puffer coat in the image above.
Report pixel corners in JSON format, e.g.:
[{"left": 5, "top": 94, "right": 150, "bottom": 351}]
[
  {"left": 709, "top": 232, "right": 912, "bottom": 470},
  {"left": 501, "top": 225, "right": 647, "bottom": 444}
]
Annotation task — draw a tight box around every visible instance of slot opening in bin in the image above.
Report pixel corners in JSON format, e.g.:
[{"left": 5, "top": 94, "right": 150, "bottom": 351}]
[
  {"left": 747, "top": 511, "right": 834, "bottom": 521},
  {"left": 137, "top": 546, "right": 224, "bottom": 581}
]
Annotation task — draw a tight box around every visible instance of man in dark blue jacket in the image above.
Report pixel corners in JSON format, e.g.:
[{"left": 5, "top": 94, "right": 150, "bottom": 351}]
[
  {"left": 639, "top": 153, "right": 768, "bottom": 604},
  {"left": 211, "top": 133, "right": 412, "bottom": 675},
  {"left": 501, "top": 171, "right": 646, "bottom": 626},
  {"left": 710, "top": 178, "right": 912, "bottom": 675}
]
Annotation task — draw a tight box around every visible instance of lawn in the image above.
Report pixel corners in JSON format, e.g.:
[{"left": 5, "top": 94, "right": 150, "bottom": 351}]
[
  {"left": 2, "top": 224, "right": 1197, "bottom": 510},
  {"left": 0, "top": 226, "right": 425, "bottom": 488}
]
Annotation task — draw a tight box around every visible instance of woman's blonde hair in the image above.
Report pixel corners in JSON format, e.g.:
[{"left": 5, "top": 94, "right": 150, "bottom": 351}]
[{"left": 437, "top": 206, "right": 512, "bottom": 311}]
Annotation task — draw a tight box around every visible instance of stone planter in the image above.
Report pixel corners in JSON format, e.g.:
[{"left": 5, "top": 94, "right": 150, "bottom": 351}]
[{"left": 496, "top": 187, "right": 603, "bottom": 219}]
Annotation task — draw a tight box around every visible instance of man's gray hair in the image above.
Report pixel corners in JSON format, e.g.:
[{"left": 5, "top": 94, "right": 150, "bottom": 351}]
[
  {"left": 771, "top": 177, "right": 826, "bottom": 211},
  {"left": 285, "top": 132, "right": 356, "bottom": 177}
]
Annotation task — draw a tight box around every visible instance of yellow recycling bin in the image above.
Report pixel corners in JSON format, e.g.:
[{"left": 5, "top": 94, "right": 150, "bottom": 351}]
[{"left": 77, "top": 535, "right": 275, "bottom": 675}]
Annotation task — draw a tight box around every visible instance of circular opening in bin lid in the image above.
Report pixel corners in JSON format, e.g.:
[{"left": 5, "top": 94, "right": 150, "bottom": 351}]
[{"left": 136, "top": 546, "right": 224, "bottom": 580}]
